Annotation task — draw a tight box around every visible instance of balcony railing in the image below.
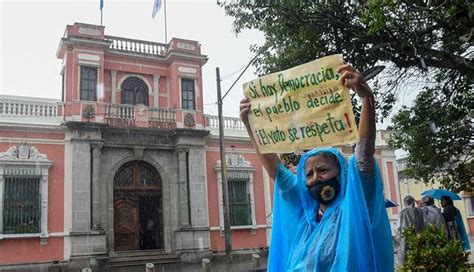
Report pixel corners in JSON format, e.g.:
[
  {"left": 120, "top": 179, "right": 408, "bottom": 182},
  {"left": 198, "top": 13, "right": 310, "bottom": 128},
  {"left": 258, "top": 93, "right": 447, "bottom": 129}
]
[
  {"left": 104, "top": 103, "right": 135, "bottom": 127},
  {"left": 0, "top": 96, "right": 62, "bottom": 125},
  {"left": 148, "top": 108, "right": 177, "bottom": 129},
  {"left": 0, "top": 99, "right": 58, "bottom": 118},
  {"left": 105, "top": 35, "right": 168, "bottom": 56},
  {"left": 206, "top": 115, "right": 246, "bottom": 130},
  {"left": 104, "top": 104, "right": 176, "bottom": 129}
]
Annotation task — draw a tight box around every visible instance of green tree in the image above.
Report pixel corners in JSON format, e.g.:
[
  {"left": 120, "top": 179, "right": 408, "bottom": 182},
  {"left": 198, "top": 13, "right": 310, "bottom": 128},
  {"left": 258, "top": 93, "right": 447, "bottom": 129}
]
[{"left": 219, "top": 0, "right": 473, "bottom": 191}]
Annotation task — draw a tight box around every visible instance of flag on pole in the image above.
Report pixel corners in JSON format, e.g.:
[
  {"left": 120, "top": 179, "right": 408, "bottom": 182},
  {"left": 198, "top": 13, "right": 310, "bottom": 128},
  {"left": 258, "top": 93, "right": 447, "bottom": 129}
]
[
  {"left": 152, "top": 0, "right": 162, "bottom": 18},
  {"left": 100, "top": 0, "right": 104, "bottom": 10}
]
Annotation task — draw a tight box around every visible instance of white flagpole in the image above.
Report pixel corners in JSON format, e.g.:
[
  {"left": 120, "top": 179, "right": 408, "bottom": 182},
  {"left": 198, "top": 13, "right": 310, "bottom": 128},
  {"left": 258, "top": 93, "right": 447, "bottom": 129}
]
[
  {"left": 164, "top": 0, "right": 168, "bottom": 43},
  {"left": 100, "top": 0, "right": 103, "bottom": 26}
]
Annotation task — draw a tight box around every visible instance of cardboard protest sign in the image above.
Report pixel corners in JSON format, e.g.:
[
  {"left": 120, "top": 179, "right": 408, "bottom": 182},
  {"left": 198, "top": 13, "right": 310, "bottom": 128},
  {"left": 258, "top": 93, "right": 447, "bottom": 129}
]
[{"left": 243, "top": 54, "right": 359, "bottom": 154}]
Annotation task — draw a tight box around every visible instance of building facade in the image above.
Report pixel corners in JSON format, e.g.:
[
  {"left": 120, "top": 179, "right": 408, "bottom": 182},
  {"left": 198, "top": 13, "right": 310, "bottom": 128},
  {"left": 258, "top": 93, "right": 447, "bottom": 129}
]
[
  {"left": 0, "top": 22, "right": 401, "bottom": 270},
  {"left": 396, "top": 156, "right": 474, "bottom": 235}
]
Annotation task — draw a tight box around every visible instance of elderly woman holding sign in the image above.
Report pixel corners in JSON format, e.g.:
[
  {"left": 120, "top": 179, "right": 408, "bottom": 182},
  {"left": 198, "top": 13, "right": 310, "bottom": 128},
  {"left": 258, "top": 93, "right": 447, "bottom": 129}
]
[{"left": 240, "top": 64, "right": 393, "bottom": 271}]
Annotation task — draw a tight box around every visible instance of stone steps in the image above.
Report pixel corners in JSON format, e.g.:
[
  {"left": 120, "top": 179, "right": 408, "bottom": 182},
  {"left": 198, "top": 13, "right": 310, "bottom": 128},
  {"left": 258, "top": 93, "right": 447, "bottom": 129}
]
[{"left": 109, "top": 250, "right": 181, "bottom": 269}]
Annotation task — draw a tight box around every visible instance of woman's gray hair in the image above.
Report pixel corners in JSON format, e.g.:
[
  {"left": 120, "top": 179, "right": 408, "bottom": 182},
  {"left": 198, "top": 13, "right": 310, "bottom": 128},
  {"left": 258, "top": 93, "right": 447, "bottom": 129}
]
[{"left": 421, "top": 195, "right": 434, "bottom": 206}]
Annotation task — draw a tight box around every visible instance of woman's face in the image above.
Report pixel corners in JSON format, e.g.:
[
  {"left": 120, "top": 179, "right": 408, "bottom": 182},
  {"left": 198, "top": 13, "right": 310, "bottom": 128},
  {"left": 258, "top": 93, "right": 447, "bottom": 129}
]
[{"left": 305, "top": 155, "right": 340, "bottom": 186}]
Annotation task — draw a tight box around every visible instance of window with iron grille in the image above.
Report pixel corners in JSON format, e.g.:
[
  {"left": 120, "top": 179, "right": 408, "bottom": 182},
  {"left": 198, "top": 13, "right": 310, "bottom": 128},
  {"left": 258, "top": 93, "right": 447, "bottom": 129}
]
[
  {"left": 181, "top": 79, "right": 195, "bottom": 110},
  {"left": 80, "top": 66, "right": 97, "bottom": 101},
  {"left": 228, "top": 178, "right": 252, "bottom": 226},
  {"left": 2, "top": 177, "right": 41, "bottom": 234},
  {"left": 0, "top": 144, "right": 51, "bottom": 240}
]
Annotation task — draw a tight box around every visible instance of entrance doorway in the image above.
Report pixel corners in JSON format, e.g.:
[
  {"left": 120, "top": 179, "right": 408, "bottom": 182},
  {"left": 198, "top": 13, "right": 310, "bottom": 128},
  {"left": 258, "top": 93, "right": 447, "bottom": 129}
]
[{"left": 114, "top": 160, "right": 163, "bottom": 251}]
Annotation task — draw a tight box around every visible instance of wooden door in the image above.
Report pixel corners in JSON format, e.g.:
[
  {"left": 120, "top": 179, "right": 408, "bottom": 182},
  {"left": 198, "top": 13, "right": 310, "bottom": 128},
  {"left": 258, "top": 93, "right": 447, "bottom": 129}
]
[
  {"left": 114, "top": 199, "right": 139, "bottom": 251},
  {"left": 114, "top": 160, "right": 163, "bottom": 251}
]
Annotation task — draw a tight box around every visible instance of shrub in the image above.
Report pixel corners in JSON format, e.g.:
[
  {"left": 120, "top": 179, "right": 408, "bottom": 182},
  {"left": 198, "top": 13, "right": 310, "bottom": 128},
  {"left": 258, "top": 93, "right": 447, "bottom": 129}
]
[{"left": 399, "top": 224, "right": 470, "bottom": 271}]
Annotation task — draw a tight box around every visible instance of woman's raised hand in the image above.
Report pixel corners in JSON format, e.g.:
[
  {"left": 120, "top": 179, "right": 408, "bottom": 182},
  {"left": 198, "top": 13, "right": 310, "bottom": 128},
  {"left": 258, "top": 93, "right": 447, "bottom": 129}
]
[
  {"left": 337, "top": 65, "right": 373, "bottom": 99},
  {"left": 240, "top": 97, "right": 251, "bottom": 126},
  {"left": 337, "top": 64, "right": 376, "bottom": 139}
]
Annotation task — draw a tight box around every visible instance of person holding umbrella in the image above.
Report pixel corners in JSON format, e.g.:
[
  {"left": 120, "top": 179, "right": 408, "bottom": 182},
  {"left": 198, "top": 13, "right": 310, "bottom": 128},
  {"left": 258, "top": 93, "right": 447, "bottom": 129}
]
[{"left": 441, "top": 195, "right": 470, "bottom": 251}]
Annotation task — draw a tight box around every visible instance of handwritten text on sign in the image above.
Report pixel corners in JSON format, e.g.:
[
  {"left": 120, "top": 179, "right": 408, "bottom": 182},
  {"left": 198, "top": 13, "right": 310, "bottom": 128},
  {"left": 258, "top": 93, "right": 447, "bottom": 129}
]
[{"left": 243, "top": 54, "right": 359, "bottom": 154}]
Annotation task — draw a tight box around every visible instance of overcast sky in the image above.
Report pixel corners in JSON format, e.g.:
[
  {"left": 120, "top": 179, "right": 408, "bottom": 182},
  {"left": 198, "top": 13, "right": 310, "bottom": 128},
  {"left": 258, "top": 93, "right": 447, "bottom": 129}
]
[{"left": 0, "top": 0, "right": 264, "bottom": 117}]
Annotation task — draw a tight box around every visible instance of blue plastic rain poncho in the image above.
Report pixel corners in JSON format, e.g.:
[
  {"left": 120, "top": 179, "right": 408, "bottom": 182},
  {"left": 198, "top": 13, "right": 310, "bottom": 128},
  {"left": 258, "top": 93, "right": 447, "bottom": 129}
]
[
  {"left": 455, "top": 207, "right": 471, "bottom": 251},
  {"left": 268, "top": 147, "right": 394, "bottom": 271}
]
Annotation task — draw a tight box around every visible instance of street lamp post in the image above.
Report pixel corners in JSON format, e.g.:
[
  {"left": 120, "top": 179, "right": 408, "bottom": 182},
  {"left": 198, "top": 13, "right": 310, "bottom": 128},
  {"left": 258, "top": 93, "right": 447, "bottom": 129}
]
[{"left": 216, "top": 67, "right": 232, "bottom": 263}]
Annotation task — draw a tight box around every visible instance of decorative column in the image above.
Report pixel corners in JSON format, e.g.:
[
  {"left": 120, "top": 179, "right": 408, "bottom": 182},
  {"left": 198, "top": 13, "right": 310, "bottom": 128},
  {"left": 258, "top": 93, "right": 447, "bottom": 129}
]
[
  {"left": 0, "top": 175, "right": 3, "bottom": 233},
  {"left": 91, "top": 144, "right": 103, "bottom": 230},
  {"left": 177, "top": 146, "right": 190, "bottom": 226},
  {"left": 153, "top": 75, "right": 160, "bottom": 108},
  {"left": 111, "top": 70, "right": 117, "bottom": 104},
  {"left": 40, "top": 170, "right": 49, "bottom": 244}
]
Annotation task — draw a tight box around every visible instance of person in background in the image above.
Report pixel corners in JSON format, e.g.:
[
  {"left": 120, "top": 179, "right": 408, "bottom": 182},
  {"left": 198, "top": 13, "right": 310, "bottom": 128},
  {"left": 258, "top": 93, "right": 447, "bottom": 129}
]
[
  {"left": 441, "top": 195, "right": 470, "bottom": 251},
  {"left": 421, "top": 195, "right": 446, "bottom": 230},
  {"left": 397, "top": 195, "right": 424, "bottom": 265},
  {"left": 239, "top": 64, "right": 393, "bottom": 271}
]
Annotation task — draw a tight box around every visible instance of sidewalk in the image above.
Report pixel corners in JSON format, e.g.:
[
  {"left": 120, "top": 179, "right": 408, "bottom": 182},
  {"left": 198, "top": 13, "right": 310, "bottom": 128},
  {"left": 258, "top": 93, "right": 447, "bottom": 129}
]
[{"left": 469, "top": 235, "right": 474, "bottom": 264}]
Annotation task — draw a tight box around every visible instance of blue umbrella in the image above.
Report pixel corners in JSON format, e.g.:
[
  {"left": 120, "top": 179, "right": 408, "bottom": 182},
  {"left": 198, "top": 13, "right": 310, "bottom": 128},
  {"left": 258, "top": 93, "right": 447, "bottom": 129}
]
[
  {"left": 384, "top": 199, "right": 399, "bottom": 208},
  {"left": 421, "top": 189, "right": 461, "bottom": 200}
]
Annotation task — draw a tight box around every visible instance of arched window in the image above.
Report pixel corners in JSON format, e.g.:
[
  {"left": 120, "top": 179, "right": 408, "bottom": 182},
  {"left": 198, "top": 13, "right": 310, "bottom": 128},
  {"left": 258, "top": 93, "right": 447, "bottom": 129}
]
[{"left": 121, "top": 77, "right": 149, "bottom": 106}]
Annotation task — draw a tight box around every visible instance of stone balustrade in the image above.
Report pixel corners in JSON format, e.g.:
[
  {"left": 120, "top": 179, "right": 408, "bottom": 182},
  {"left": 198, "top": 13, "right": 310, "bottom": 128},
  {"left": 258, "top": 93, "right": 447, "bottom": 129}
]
[
  {"left": 103, "top": 103, "right": 177, "bottom": 129},
  {"left": 0, "top": 95, "right": 63, "bottom": 125},
  {"left": 104, "top": 103, "right": 135, "bottom": 120},
  {"left": 0, "top": 96, "right": 59, "bottom": 118},
  {"left": 205, "top": 115, "right": 248, "bottom": 138},
  {"left": 205, "top": 115, "right": 245, "bottom": 130},
  {"left": 105, "top": 35, "right": 168, "bottom": 56}
]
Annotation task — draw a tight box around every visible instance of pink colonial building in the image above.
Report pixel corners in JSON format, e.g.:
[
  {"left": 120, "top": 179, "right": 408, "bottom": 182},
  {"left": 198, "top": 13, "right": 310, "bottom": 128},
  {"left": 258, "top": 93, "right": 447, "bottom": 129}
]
[{"left": 0, "top": 22, "right": 401, "bottom": 271}]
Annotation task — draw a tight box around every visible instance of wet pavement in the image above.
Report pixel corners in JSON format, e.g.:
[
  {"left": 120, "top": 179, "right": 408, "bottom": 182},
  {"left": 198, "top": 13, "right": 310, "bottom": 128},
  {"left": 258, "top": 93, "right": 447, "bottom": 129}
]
[{"left": 111, "top": 254, "right": 268, "bottom": 272}]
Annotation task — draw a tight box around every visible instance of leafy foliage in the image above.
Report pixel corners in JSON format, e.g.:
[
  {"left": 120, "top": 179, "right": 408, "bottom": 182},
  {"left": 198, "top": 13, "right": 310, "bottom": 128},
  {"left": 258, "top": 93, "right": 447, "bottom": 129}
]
[
  {"left": 399, "top": 224, "right": 469, "bottom": 271},
  {"left": 388, "top": 80, "right": 473, "bottom": 192},
  {"left": 219, "top": 0, "right": 473, "bottom": 191}
]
